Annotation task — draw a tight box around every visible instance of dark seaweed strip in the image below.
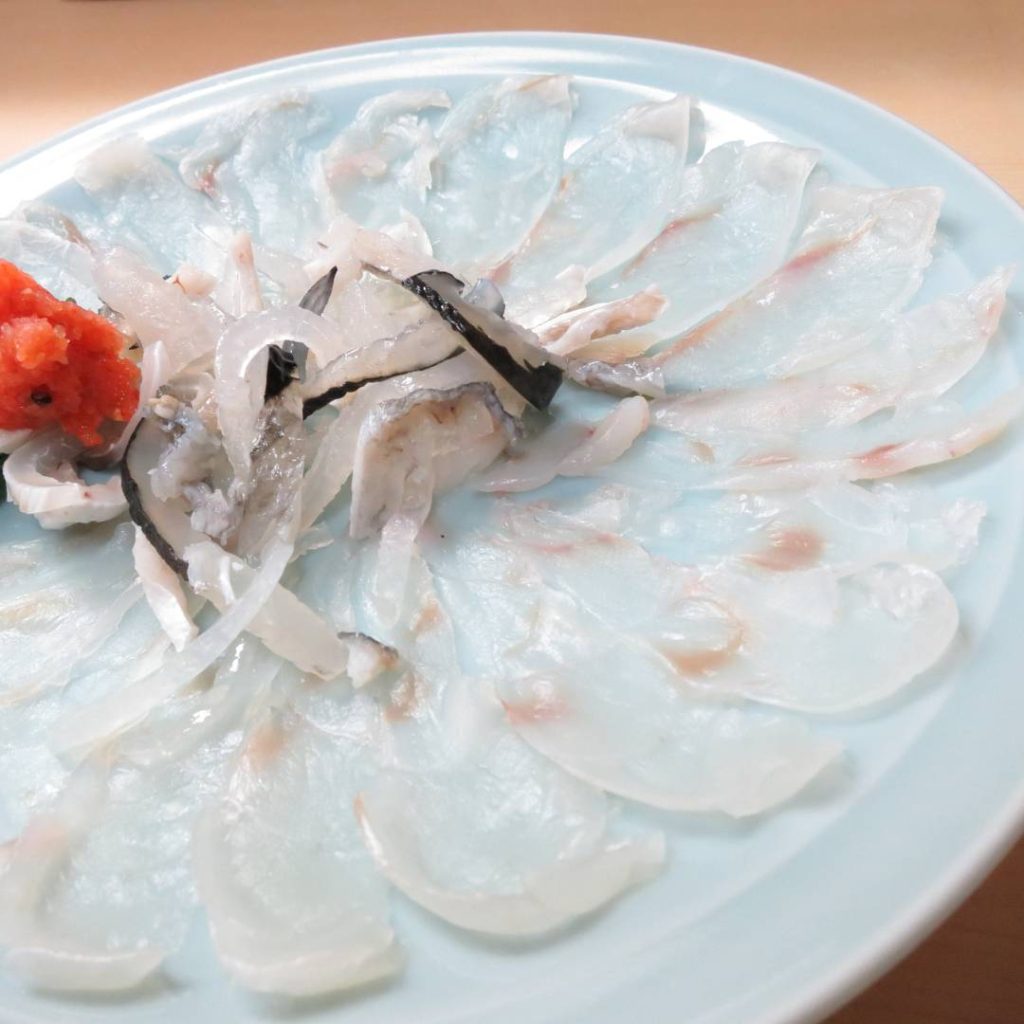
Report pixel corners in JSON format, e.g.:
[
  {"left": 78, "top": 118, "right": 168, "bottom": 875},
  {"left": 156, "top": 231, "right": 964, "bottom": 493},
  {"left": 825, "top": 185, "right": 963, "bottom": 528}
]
[
  {"left": 264, "top": 267, "right": 339, "bottom": 401},
  {"left": 120, "top": 423, "right": 188, "bottom": 577},
  {"left": 400, "top": 272, "right": 562, "bottom": 411},
  {"left": 301, "top": 349, "right": 462, "bottom": 419}
]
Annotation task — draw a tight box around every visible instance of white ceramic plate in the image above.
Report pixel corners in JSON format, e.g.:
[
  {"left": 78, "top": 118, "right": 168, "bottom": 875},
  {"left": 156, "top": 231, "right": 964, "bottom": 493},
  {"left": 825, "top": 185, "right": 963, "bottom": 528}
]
[{"left": 1, "top": 32, "right": 1023, "bottom": 1024}]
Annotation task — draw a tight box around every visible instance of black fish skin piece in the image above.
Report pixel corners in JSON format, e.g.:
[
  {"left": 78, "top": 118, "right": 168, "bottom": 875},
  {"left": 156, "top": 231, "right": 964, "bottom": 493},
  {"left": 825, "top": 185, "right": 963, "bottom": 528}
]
[
  {"left": 301, "top": 350, "right": 462, "bottom": 419},
  {"left": 264, "top": 267, "right": 339, "bottom": 401},
  {"left": 400, "top": 271, "right": 563, "bottom": 410},
  {"left": 299, "top": 266, "right": 338, "bottom": 317}
]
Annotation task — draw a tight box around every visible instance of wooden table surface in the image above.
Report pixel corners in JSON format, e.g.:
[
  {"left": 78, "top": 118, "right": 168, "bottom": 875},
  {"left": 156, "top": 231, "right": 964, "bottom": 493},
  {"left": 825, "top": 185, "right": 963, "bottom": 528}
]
[{"left": 2, "top": 2, "right": 1023, "bottom": 1021}]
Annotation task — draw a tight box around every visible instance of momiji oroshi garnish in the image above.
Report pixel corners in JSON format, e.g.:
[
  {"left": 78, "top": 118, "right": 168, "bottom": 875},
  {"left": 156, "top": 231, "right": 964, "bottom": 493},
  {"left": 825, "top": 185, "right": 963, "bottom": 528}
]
[{"left": 0, "top": 259, "right": 139, "bottom": 446}]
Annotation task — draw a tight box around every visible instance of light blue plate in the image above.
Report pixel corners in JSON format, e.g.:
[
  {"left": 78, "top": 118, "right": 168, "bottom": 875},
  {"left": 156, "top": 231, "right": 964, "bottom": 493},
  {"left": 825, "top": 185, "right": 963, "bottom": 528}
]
[{"left": 2, "top": 32, "right": 1023, "bottom": 1024}]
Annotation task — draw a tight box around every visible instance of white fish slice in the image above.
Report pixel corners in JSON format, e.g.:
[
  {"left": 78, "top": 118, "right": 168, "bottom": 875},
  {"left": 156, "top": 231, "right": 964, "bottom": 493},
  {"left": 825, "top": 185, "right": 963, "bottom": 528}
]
[
  {"left": 419, "top": 76, "right": 574, "bottom": 275},
  {"left": 654, "top": 269, "right": 1011, "bottom": 433},
  {"left": 323, "top": 89, "right": 451, "bottom": 229},
  {"left": 92, "top": 247, "right": 226, "bottom": 376},
  {"left": 345, "top": 552, "right": 665, "bottom": 934},
  {"left": 498, "top": 501, "right": 961, "bottom": 713},
  {"left": 478, "top": 395, "right": 649, "bottom": 493},
  {"left": 0, "top": 725, "right": 232, "bottom": 993},
  {"left": 193, "top": 701, "right": 401, "bottom": 996},
  {"left": 655, "top": 184, "right": 943, "bottom": 390},
  {"left": 423, "top": 524, "right": 837, "bottom": 814},
  {"left": 76, "top": 135, "right": 232, "bottom": 275},
  {"left": 694, "top": 561, "right": 959, "bottom": 712},
  {"left": 703, "top": 387, "right": 1024, "bottom": 491},
  {"left": 0, "top": 211, "right": 97, "bottom": 308},
  {"left": 179, "top": 92, "right": 330, "bottom": 258},
  {"left": 0, "top": 521, "right": 140, "bottom": 702},
  {"left": 583, "top": 142, "right": 817, "bottom": 349},
  {"left": 499, "top": 95, "right": 692, "bottom": 326},
  {"left": 578, "top": 482, "right": 985, "bottom": 576}
]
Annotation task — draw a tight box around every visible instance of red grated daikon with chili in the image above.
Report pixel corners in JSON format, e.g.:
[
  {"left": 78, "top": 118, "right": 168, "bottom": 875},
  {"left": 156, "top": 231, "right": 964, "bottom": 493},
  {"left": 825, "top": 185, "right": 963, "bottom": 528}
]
[{"left": 0, "top": 259, "right": 139, "bottom": 446}]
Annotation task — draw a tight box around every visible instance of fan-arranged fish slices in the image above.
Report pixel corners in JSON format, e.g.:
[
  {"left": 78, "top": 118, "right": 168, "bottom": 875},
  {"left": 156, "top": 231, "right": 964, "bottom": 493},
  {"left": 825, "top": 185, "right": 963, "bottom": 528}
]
[{"left": 0, "top": 71, "right": 1018, "bottom": 1000}]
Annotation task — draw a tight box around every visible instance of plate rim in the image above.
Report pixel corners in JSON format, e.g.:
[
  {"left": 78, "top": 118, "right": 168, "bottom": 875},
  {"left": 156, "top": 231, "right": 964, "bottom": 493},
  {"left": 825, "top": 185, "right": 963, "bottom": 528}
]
[{"left": 1, "top": 30, "right": 1023, "bottom": 1024}]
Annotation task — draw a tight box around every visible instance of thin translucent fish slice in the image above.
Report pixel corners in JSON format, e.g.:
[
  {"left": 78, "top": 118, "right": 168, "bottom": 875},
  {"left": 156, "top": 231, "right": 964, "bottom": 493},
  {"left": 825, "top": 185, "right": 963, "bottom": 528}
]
[
  {"left": 419, "top": 76, "right": 574, "bottom": 274},
  {"left": 499, "top": 95, "right": 691, "bottom": 325},
  {"left": 654, "top": 269, "right": 1011, "bottom": 434},
  {"left": 655, "top": 184, "right": 943, "bottom": 390},
  {"left": 424, "top": 526, "right": 837, "bottom": 814},
  {"left": 350, "top": 554, "right": 664, "bottom": 935},
  {"left": 0, "top": 521, "right": 140, "bottom": 702},
  {"left": 0, "top": 212, "right": 97, "bottom": 308},
  {"left": 75, "top": 135, "right": 232, "bottom": 274},
  {"left": 581, "top": 142, "right": 816, "bottom": 350},
  {"left": 703, "top": 387, "right": 1024, "bottom": 491},
  {"left": 0, "top": 706, "right": 239, "bottom": 995},
  {"left": 179, "top": 92, "right": 330, "bottom": 258},
  {"left": 695, "top": 561, "right": 959, "bottom": 712},
  {"left": 322, "top": 89, "right": 451, "bottom": 229},
  {"left": 497, "top": 503, "right": 961, "bottom": 713},
  {"left": 572, "top": 481, "right": 985, "bottom": 576},
  {"left": 193, "top": 702, "right": 401, "bottom": 996}
]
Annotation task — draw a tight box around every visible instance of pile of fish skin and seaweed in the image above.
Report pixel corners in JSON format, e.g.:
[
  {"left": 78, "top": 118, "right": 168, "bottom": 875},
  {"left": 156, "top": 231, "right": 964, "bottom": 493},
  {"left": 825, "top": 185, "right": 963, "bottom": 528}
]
[{"left": 0, "top": 76, "right": 1018, "bottom": 997}]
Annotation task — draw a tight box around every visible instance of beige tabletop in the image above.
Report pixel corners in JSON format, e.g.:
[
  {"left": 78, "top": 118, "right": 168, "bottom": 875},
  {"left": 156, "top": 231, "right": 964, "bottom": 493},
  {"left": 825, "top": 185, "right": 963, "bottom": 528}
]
[{"left": 3, "top": 1, "right": 1023, "bottom": 1021}]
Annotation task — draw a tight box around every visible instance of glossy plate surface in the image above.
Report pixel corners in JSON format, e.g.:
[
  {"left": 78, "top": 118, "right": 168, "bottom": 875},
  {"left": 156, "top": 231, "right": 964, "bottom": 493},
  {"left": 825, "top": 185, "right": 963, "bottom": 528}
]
[{"left": 1, "top": 31, "right": 1023, "bottom": 1024}]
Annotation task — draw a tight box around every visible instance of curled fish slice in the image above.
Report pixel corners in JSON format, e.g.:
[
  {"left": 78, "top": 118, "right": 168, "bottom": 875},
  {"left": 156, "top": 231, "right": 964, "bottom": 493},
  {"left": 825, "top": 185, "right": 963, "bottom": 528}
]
[
  {"left": 420, "top": 76, "right": 574, "bottom": 274},
  {"left": 132, "top": 526, "right": 197, "bottom": 651},
  {"left": 585, "top": 142, "right": 817, "bottom": 348},
  {"left": 193, "top": 702, "right": 401, "bottom": 996},
  {"left": 76, "top": 136, "right": 231, "bottom": 274},
  {"left": 534, "top": 287, "right": 668, "bottom": 359},
  {"left": 301, "top": 352, "right": 520, "bottom": 531},
  {"left": 479, "top": 395, "right": 649, "bottom": 493},
  {"left": 323, "top": 89, "right": 451, "bottom": 228},
  {"left": 179, "top": 92, "right": 330, "bottom": 257},
  {"left": 654, "top": 269, "right": 1011, "bottom": 434},
  {"left": 4, "top": 431, "right": 127, "bottom": 529},
  {"left": 655, "top": 185, "right": 942, "bottom": 390},
  {"left": 499, "top": 95, "right": 691, "bottom": 325}
]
